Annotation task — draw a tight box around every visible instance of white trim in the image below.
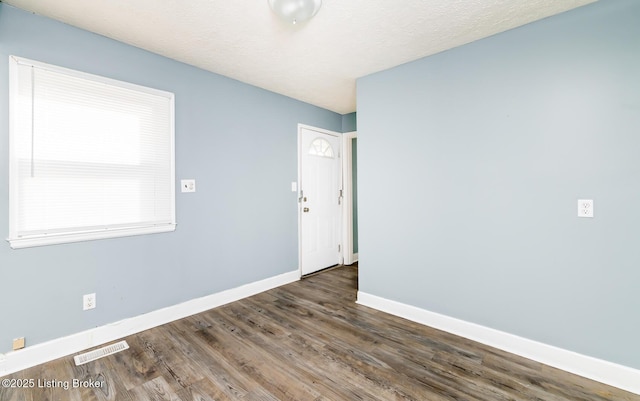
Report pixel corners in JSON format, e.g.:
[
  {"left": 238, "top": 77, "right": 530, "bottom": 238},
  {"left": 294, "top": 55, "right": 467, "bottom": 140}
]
[
  {"left": 10, "top": 55, "right": 175, "bottom": 97},
  {"left": 356, "top": 291, "right": 640, "bottom": 395},
  {"left": 8, "top": 57, "right": 19, "bottom": 246},
  {"left": 8, "top": 224, "right": 176, "bottom": 249},
  {"left": 297, "top": 124, "right": 343, "bottom": 276},
  {"left": 0, "top": 270, "right": 299, "bottom": 378},
  {"left": 342, "top": 131, "right": 357, "bottom": 265}
]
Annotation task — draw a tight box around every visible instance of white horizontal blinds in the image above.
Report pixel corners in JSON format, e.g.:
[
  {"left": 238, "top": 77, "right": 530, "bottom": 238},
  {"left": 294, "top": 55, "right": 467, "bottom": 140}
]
[{"left": 11, "top": 58, "right": 175, "bottom": 242}]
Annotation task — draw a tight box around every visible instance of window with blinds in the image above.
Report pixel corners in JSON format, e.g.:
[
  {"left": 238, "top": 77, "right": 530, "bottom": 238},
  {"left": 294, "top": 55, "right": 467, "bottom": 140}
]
[{"left": 8, "top": 56, "right": 176, "bottom": 249}]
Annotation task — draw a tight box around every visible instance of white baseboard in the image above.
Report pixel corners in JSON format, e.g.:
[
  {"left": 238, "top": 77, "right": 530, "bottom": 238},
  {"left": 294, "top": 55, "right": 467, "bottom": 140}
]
[
  {"left": 0, "top": 270, "right": 299, "bottom": 377},
  {"left": 357, "top": 291, "right": 640, "bottom": 396},
  {"left": 344, "top": 253, "right": 358, "bottom": 265}
]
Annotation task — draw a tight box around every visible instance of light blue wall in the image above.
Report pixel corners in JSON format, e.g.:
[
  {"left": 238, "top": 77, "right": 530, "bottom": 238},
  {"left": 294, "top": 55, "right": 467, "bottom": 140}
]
[
  {"left": 357, "top": 0, "right": 640, "bottom": 369},
  {"left": 0, "top": 4, "right": 341, "bottom": 353},
  {"left": 341, "top": 112, "right": 357, "bottom": 133}
]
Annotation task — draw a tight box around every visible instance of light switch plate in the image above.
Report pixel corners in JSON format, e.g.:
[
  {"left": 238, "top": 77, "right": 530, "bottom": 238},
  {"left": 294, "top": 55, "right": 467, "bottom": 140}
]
[
  {"left": 578, "top": 199, "right": 593, "bottom": 218},
  {"left": 291, "top": 182, "right": 297, "bottom": 192},
  {"left": 181, "top": 179, "right": 196, "bottom": 193}
]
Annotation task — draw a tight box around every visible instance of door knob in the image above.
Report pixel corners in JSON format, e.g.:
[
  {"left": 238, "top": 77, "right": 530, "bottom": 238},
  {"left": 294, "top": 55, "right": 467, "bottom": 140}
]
[{"left": 303, "top": 207, "right": 310, "bottom": 212}]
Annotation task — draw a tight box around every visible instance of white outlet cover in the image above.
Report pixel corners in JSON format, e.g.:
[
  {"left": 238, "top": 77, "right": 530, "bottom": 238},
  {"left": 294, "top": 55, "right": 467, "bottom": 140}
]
[
  {"left": 181, "top": 179, "right": 196, "bottom": 193},
  {"left": 578, "top": 199, "right": 593, "bottom": 218},
  {"left": 83, "top": 293, "right": 96, "bottom": 310},
  {"left": 291, "top": 181, "right": 297, "bottom": 192}
]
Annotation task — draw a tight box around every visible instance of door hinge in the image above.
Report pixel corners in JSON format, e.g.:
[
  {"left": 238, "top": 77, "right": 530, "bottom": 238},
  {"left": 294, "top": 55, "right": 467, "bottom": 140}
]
[
  {"left": 338, "top": 189, "right": 343, "bottom": 205},
  {"left": 338, "top": 244, "right": 341, "bottom": 253}
]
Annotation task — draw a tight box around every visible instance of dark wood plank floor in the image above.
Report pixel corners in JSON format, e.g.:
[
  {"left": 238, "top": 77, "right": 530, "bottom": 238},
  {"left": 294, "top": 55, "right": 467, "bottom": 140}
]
[{"left": 2, "top": 264, "right": 638, "bottom": 400}]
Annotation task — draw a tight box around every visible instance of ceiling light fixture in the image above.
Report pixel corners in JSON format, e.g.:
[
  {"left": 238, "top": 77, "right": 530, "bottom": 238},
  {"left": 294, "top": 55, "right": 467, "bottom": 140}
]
[{"left": 268, "top": 0, "right": 322, "bottom": 25}]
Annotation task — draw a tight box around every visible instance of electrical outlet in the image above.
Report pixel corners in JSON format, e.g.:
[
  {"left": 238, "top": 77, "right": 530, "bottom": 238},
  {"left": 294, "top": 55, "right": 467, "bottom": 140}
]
[
  {"left": 578, "top": 199, "right": 594, "bottom": 218},
  {"left": 181, "top": 179, "right": 196, "bottom": 193},
  {"left": 83, "top": 293, "right": 96, "bottom": 310},
  {"left": 12, "top": 337, "right": 25, "bottom": 351}
]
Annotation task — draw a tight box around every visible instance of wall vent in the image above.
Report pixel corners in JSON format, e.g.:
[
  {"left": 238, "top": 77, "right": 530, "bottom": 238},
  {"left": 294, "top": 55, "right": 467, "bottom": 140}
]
[{"left": 73, "top": 340, "right": 129, "bottom": 366}]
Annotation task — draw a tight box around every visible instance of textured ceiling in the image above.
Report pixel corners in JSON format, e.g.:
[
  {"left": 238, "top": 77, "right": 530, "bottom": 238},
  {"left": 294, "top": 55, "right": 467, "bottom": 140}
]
[{"left": 3, "top": 0, "right": 596, "bottom": 114}]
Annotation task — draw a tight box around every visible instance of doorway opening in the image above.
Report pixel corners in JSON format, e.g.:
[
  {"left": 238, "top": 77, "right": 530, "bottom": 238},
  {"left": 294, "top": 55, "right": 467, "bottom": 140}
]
[{"left": 297, "top": 125, "right": 358, "bottom": 277}]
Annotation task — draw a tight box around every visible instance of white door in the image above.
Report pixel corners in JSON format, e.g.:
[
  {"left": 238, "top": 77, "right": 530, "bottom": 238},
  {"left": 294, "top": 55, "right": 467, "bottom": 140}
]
[{"left": 299, "top": 126, "right": 342, "bottom": 276}]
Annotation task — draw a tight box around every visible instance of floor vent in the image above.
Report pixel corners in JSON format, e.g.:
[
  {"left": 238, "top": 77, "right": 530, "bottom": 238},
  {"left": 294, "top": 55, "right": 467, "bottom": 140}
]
[{"left": 74, "top": 340, "right": 129, "bottom": 366}]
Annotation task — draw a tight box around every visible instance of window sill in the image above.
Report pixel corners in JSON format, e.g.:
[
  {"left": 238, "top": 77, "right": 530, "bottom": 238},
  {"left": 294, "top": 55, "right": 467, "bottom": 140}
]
[{"left": 7, "top": 224, "right": 176, "bottom": 249}]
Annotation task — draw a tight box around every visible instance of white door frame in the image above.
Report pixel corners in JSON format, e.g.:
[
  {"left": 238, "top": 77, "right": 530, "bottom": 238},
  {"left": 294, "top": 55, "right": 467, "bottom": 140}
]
[
  {"left": 342, "top": 131, "right": 358, "bottom": 265},
  {"left": 297, "top": 124, "right": 343, "bottom": 277}
]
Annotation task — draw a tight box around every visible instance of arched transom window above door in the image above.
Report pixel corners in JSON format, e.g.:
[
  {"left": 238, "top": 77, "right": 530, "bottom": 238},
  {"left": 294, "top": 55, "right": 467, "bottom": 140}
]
[{"left": 308, "top": 137, "right": 335, "bottom": 158}]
